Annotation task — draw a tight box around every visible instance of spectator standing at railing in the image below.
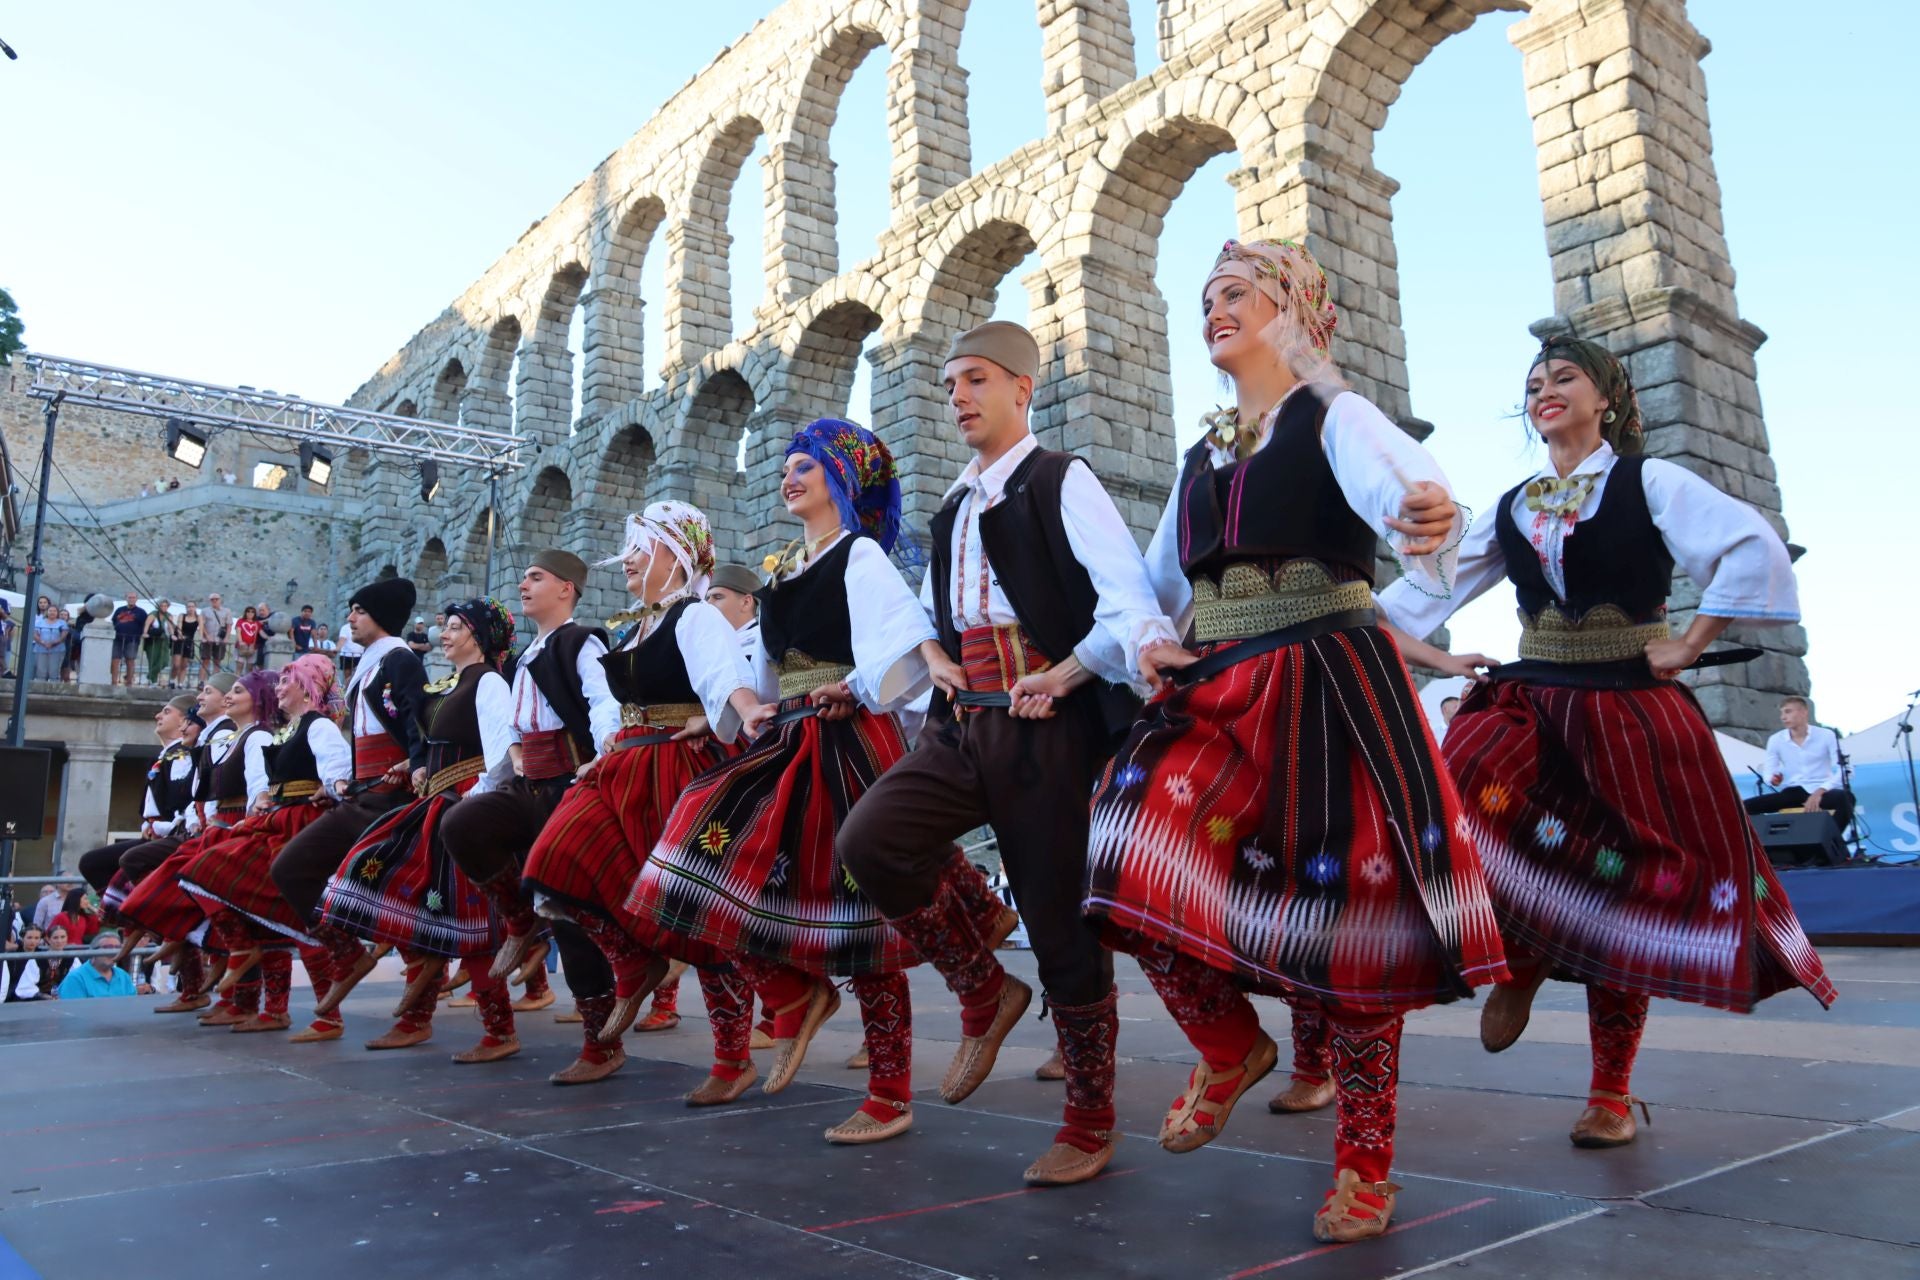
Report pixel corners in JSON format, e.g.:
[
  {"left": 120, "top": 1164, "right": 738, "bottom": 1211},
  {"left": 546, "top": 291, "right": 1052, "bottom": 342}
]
[
  {"left": 201, "top": 593, "right": 233, "bottom": 681},
  {"left": 32, "top": 604, "right": 67, "bottom": 683},
  {"left": 143, "top": 599, "right": 176, "bottom": 687},
  {"left": 109, "top": 591, "right": 148, "bottom": 687},
  {"left": 254, "top": 603, "right": 277, "bottom": 670},
  {"left": 232, "top": 606, "right": 261, "bottom": 668},
  {"left": 290, "top": 605, "right": 317, "bottom": 655},
  {"left": 32, "top": 884, "right": 63, "bottom": 932},
  {"left": 0, "top": 598, "right": 15, "bottom": 678}
]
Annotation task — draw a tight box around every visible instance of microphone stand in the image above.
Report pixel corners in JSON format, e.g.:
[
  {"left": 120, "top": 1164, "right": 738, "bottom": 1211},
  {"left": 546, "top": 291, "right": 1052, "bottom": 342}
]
[
  {"left": 1895, "top": 692, "right": 1920, "bottom": 862},
  {"left": 1836, "top": 746, "right": 1869, "bottom": 862}
]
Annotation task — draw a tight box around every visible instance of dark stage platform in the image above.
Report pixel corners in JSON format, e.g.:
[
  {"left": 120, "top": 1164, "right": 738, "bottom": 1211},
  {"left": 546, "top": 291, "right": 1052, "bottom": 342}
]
[{"left": 2, "top": 949, "right": 1915, "bottom": 1279}]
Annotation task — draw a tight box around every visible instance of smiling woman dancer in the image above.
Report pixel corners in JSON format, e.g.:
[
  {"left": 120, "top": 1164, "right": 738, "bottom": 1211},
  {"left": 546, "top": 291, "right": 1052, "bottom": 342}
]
[
  {"left": 519, "top": 501, "right": 771, "bottom": 1105},
  {"left": 631, "top": 419, "right": 990, "bottom": 1145},
  {"left": 1377, "top": 335, "right": 1835, "bottom": 1150},
  {"left": 1082, "top": 239, "right": 1509, "bottom": 1242},
  {"left": 319, "top": 597, "right": 521, "bottom": 1060},
  {"left": 176, "top": 655, "right": 354, "bottom": 1037}
]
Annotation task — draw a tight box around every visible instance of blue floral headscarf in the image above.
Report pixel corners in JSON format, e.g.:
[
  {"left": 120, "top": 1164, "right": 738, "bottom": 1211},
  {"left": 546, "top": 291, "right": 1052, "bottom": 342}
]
[{"left": 784, "top": 418, "right": 903, "bottom": 554}]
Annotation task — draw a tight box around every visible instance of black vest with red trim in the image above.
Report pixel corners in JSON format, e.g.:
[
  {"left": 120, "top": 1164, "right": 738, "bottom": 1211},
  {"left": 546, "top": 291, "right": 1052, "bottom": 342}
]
[
  {"left": 601, "top": 600, "right": 700, "bottom": 706},
  {"left": 191, "top": 718, "right": 235, "bottom": 804},
  {"left": 521, "top": 621, "right": 609, "bottom": 760},
  {"left": 209, "top": 724, "right": 267, "bottom": 807},
  {"left": 420, "top": 665, "right": 487, "bottom": 776},
  {"left": 757, "top": 536, "right": 858, "bottom": 669},
  {"left": 354, "top": 644, "right": 429, "bottom": 769},
  {"left": 146, "top": 743, "right": 195, "bottom": 820},
  {"left": 1175, "top": 386, "right": 1378, "bottom": 584},
  {"left": 926, "top": 446, "right": 1142, "bottom": 748},
  {"left": 263, "top": 711, "right": 327, "bottom": 785},
  {"left": 1493, "top": 456, "right": 1672, "bottom": 624}
]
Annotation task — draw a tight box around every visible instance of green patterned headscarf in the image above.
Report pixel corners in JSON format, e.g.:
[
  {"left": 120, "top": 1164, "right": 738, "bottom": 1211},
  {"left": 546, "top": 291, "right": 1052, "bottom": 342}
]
[{"left": 1530, "top": 335, "right": 1643, "bottom": 455}]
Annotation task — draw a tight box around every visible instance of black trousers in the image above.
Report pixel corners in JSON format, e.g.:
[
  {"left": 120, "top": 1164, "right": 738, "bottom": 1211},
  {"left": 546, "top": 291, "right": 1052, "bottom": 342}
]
[
  {"left": 837, "top": 709, "right": 1112, "bottom": 1007},
  {"left": 78, "top": 839, "right": 144, "bottom": 894},
  {"left": 440, "top": 778, "right": 612, "bottom": 1001},
  {"left": 269, "top": 788, "right": 411, "bottom": 923},
  {"left": 1744, "top": 786, "right": 1855, "bottom": 834}
]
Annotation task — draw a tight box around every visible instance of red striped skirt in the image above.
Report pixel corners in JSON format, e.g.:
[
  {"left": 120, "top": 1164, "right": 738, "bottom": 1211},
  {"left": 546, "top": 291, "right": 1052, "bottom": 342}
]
[
  {"left": 120, "top": 825, "right": 244, "bottom": 943},
  {"left": 627, "top": 702, "right": 917, "bottom": 976},
  {"left": 318, "top": 780, "right": 499, "bottom": 958},
  {"left": 1443, "top": 676, "right": 1835, "bottom": 1011},
  {"left": 1085, "top": 623, "right": 1509, "bottom": 1016},
  {"left": 524, "top": 728, "right": 734, "bottom": 964},
  {"left": 178, "top": 802, "right": 328, "bottom": 945}
]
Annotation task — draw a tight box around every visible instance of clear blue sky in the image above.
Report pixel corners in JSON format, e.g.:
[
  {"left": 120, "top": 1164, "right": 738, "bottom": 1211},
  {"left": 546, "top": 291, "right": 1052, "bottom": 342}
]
[{"left": 2, "top": 2, "right": 1913, "bottom": 731}]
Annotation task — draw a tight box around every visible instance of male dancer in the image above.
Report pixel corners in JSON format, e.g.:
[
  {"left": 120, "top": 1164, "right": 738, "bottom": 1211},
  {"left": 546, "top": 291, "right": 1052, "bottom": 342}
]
[
  {"left": 838, "top": 320, "right": 1178, "bottom": 1185},
  {"left": 268, "top": 576, "right": 428, "bottom": 1032},
  {"left": 440, "top": 549, "right": 629, "bottom": 1084},
  {"left": 79, "top": 695, "right": 201, "bottom": 906}
]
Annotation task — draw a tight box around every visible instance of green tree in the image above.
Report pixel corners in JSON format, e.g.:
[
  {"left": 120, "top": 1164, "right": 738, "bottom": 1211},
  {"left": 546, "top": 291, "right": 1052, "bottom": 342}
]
[{"left": 0, "top": 287, "right": 22, "bottom": 366}]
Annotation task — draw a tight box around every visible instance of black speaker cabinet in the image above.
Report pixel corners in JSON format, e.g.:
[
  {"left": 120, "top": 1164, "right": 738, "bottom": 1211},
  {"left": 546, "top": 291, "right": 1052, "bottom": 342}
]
[
  {"left": 0, "top": 745, "right": 52, "bottom": 840},
  {"left": 1751, "top": 810, "right": 1849, "bottom": 868}
]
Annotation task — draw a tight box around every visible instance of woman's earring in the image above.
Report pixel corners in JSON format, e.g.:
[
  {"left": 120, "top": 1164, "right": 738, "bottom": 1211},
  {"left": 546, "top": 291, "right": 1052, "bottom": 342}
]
[{"left": 1603, "top": 409, "right": 1617, "bottom": 423}]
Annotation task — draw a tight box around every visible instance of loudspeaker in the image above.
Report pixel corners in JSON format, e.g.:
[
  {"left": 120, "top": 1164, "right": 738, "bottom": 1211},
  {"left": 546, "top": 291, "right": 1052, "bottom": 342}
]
[
  {"left": 1751, "top": 810, "right": 1849, "bottom": 868},
  {"left": 0, "top": 745, "right": 52, "bottom": 841}
]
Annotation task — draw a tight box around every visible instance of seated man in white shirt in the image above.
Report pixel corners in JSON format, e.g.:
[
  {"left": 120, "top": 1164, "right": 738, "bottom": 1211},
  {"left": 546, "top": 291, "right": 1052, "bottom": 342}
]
[{"left": 1743, "top": 695, "right": 1854, "bottom": 833}]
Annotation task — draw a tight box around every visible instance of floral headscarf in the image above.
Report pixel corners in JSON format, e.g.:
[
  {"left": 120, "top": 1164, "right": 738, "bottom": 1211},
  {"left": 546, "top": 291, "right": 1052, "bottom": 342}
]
[
  {"left": 1203, "top": 239, "right": 1338, "bottom": 361},
  {"left": 279, "top": 653, "right": 344, "bottom": 720},
  {"left": 604, "top": 500, "right": 715, "bottom": 597},
  {"left": 784, "top": 418, "right": 903, "bottom": 554},
  {"left": 1529, "top": 335, "right": 1644, "bottom": 455},
  {"left": 445, "top": 597, "right": 517, "bottom": 667}
]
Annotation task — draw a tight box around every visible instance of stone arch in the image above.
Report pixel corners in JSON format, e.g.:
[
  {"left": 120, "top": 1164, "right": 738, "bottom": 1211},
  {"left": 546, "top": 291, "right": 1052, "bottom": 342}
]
[
  {"left": 431, "top": 358, "right": 468, "bottom": 422},
  {"left": 414, "top": 537, "right": 449, "bottom": 595},
  {"left": 656, "top": 367, "right": 758, "bottom": 560},
  {"left": 515, "top": 464, "right": 574, "bottom": 549},
  {"left": 586, "top": 195, "right": 668, "bottom": 412},
  {"left": 779, "top": 299, "right": 884, "bottom": 426},
  {"left": 394, "top": 398, "right": 418, "bottom": 418},
  {"left": 665, "top": 116, "right": 767, "bottom": 367},
  {"left": 463, "top": 316, "right": 522, "bottom": 437},
  {"left": 517, "top": 265, "right": 589, "bottom": 441},
  {"left": 912, "top": 213, "right": 1043, "bottom": 339},
  {"left": 777, "top": 20, "right": 896, "bottom": 291}
]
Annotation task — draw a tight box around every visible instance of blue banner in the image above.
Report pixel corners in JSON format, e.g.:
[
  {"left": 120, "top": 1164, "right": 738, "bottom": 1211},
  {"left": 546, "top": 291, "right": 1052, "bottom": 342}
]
[{"left": 1738, "top": 760, "right": 1920, "bottom": 864}]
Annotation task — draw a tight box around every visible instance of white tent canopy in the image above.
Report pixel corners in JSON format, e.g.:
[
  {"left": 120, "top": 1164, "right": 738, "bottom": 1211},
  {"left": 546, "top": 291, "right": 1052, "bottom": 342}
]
[{"left": 1840, "top": 709, "right": 1920, "bottom": 766}]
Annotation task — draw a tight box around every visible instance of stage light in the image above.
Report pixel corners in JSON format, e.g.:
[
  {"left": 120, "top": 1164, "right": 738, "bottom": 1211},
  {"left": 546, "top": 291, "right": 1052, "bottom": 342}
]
[
  {"left": 419, "top": 459, "right": 441, "bottom": 503},
  {"left": 299, "top": 442, "right": 333, "bottom": 487},
  {"left": 164, "top": 418, "right": 208, "bottom": 468}
]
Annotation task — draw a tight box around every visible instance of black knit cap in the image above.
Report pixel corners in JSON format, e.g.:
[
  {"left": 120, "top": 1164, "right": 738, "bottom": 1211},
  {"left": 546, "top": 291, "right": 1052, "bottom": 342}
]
[{"left": 349, "top": 577, "right": 416, "bottom": 637}]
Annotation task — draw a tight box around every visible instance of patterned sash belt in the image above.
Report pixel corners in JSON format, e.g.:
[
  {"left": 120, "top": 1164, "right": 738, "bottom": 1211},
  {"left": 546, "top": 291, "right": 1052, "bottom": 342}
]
[
  {"left": 424, "top": 756, "right": 485, "bottom": 798},
  {"left": 777, "top": 652, "right": 855, "bottom": 701},
  {"left": 620, "top": 702, "right": 702, "bottom": 730},
  {"left": 1517, "top": 604, "right": 1670, "bottom": 665},
  {"left": 272, "top": 779, "right": 322, "bottom": 804},
  {"left": 955, "top": 625, "right": 1050, "bottom": 711},
  {"left": 352, "top": 733, "right": 408, "bottom": 782},
  {"left": 1190, "top": 560, "right": 1375, "bottom": 644},
  {"left": 519, "top": 728, "right": 584, "bottom": 781}
]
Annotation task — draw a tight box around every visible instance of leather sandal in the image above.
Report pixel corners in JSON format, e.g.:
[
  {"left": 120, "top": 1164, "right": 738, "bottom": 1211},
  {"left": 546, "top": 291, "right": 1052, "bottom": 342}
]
[
  {"left": 554, "top": 1007, "right": 583, "bottom": 1024},
  {"left": 824, "top": 1098, "right": 913, "bottom": 1145},
  {"left": 845, "top": 1046, "right": 869, "bottom": 1070},
  {"left": 153, "top": 992, "right": 212, "bottom": 1014},
  {"left": 391, "top": 957, "right": 448, "bottom": 1019},
  {"left": 549, "top": 1044, "right": 625, "bottom": 1086},
  {"left": 749, "top": 1025, "right": 774, "bottom": 1050},
  {"left": 1313, "top": 1168, "right": 1401, "bottom": 1242},
  {"left": 1479, "top": 960, "right": 1550, "bottom": 1053},
  {"left": 229, "top": 1013, "right": 291, "bottom": 1034},
  {"left": 365, "top": 1022, "right": 432, "bottom": 1051},
  {"left": 687, "top": 1062, "right": 758, "bottom": 1106},
  {"left": 1159, "top": 1030, "right": 1277, "bottom": 1153},
  {"left": 288, "top": 1021, "right": 344, "bottom": 1043},
  {"left": 451, "top": 1036, "right": 521, "bottom": 1064},
  {"left": 511, "top": 938, "right": 551, "bottom": 988},
  {"left": 314, "top": 945, "right": 380, "bottom": 1018},
  {"left": 1570, "top": 1091, "right": 1650, "bottom": 1148},
  {"left": 513, "top": 987, "right": 556, "bottom": 1013},
  {"left": 1023, "top": 1132, "right": 1118, "bottom": 1186},
  {"left": 1268, "top": 1075, "right": 1335, "bottom": 1113},
  {"left": 764, "top": 981, "right": 841, "bottom": 1094},
  {"left": 939, "top": 975, "right": 1033, "bottom": 1104},
  {"left": 985, "top": 906, "right": 1019, "bottom": 951},
  {"left": 440, "top": 965, "right": 473, "bottom": 996},
  {"left": 598, "top": 954, "right": 671, "bottom": 1044},
  {"left": 488, "top": 932, "right": 536, "bottom": 983},
  {"left": 635, "top": 1007, "right": 680, "bottom": 1032},
  {"left": 199, "top": 1003, "right": 248, "bottom": 1027},
  {"left": 1034, "top": 1049, "right": 1065, "bottom": 1081}
]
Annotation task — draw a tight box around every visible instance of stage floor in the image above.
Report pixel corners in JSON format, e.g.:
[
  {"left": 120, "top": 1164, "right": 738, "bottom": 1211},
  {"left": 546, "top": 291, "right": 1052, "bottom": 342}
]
[{"left": 2, "top": 948, "right": 1915, "bottom": 1279}]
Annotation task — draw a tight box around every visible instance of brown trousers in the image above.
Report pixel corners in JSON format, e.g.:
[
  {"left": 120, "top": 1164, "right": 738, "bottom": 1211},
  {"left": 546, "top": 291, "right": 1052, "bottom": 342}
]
[
  {"left": 837, "top": 709, "right": 1112, "bottom": 1007},
  {"left": 269, "top": 787, "right": 410, "bottom": 923},
  {"left": 440, "top": 778, "right": 613, "bottom": 1001}
]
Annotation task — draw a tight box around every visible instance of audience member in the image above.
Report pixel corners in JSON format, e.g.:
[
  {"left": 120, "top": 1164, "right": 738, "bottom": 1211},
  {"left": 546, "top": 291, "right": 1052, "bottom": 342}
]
[
  {"left": 143, "top": 599, "right": 176, "bottom": 687},
  {"left": 0, "top": 598, "right": 14, "bottom": 678},
  {"left": 108, "top": 591, "right": 148, "bottom": 687},
  {"left": 58, "top": 608, "right": 79, "bottom": 682},
  {"left": 253, "top": 603, "right": 277, "bottom": 670},
  {"left": 3, "top": 925, "right": 55, "bottom": 1001},
  {"left": 173, "top": 599, "right": 201, "bottom": 686},
  {"left": 290, "top": 605, "right": 317, "bottom": 654},
  {"left": 32, "top": 884, "right": 63, "bottom": 931},
  {"left": 233, "top": 606, "right": 261, "bottom": 669},
  {"left": 32, "top": 604, "right": 67, "bottom": 683},
  {"left": 49, "top": 887, "right": 102, "bottom": 947},
  {"left": 56, "top": 931, "right": 147, "bottom": 998},
  {"left": 200, "top": 593, "right": 233, "bottom": 681},
  {"left": 405, "top": 616, "right": 432, "bottom": 656}
]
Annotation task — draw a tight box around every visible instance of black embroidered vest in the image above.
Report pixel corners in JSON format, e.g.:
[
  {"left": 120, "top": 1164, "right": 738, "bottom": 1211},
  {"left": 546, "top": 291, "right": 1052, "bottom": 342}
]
[
  {"left": 264, "top": 711, "right": 327, "bottom": 785},
  {"left": 421, "top": 665, "right": 488, "bottom": 776},
  {"left": 521, "top": 621, "right": 609, "bottom": 759},
  {"left": 602, "top": 599, "right": 701, "bottom": 706},
  {"left": 1176, "top": 386, "right": 1379, "bottom": 584},
  {"left": 1493, "top": 456, "right": 1672, "bottom": 624},
  {"left": 758, "top": 535, "right": 857, "bottom": 667},
  {"left": 210, "top": 724, "right": 267, "bottom": 806}
]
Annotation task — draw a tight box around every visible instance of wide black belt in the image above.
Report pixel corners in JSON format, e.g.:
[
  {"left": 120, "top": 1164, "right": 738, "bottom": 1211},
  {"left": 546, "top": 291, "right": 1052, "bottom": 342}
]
[
  {"left": 1171, "top": 609, "right": 1377, "bottom": 688},
  {"left": 772, "top": 704, "right": 822, "bottom": 728},
  {"left": 953, "top": 690, "right": 1014, "bottom": 710},
  {"left": 1485, "top": 645, "right": 1762, "bottom": 691},
  {"left": 607, "top": 729, "right": 682, "bottom": 752}
]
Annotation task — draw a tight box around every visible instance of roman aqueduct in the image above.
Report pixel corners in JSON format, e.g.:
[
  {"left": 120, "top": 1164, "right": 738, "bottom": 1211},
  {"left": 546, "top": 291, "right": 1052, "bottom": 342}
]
[{"left": 342, "top": 0, "right": 1804, "bottom": 737}]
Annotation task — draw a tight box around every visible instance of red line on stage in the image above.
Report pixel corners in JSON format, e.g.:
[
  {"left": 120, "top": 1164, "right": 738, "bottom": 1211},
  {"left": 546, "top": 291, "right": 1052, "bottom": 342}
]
[
  {"left": 1223, "top": 1196, "right": 1497, "bottom": 1278},
  {"left": 20, "top": 1120, "right": 454, "bottom": 1173},
  {"left": 805, "top": 1168, "right": 1142, "bottom": 1233}
]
